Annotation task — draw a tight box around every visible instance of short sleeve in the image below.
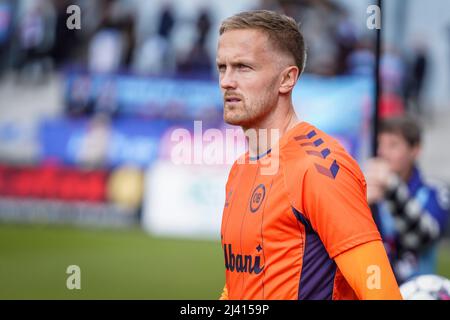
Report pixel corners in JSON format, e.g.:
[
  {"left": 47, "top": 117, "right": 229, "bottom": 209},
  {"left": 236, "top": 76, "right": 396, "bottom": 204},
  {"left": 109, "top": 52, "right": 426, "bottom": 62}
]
[{"left": 299, "top": 155, "right": 381, "bottom": 258}]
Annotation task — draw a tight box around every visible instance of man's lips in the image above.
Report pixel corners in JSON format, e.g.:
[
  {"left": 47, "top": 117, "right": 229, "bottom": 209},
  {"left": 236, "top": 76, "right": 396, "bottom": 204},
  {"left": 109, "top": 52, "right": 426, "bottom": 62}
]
[{"left": 225, "top": 97, "right": 242, "bottom": 103}]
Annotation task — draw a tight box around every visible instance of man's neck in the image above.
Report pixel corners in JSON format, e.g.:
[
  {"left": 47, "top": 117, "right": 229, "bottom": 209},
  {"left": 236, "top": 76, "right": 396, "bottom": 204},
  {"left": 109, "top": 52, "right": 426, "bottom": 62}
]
[{"left": 243, "top": 105, "right": 299, "bottom": 159}]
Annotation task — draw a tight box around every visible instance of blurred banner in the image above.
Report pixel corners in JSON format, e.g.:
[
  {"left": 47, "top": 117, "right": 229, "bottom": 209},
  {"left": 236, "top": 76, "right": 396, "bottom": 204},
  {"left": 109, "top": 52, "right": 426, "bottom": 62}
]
[
  {"left": 0, "top": 163, "right": 143, "bottom": 226},
  {"left": 64, "top": 71, "right": 222, "bottom": 120},
  {"left": 0, "top": 71, "right": 372, "bottom": 235},
  {"left": 39, "top": 117, "right": 169, "bottom": 168}
]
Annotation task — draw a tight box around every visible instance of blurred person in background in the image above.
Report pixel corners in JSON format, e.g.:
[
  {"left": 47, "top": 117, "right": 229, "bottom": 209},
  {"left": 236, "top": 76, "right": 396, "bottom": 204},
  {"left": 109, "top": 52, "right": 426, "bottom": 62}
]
[
  {"left": 50, "top": 0, "right": 79, "bottom": 68},
  {"left": 132, "top": 3, "right": 176, "bottom": 75},
  {"left": 378, "top": 46, "right": 407, "bottom": 118},
  {"left": 333, "top": 9, "right": 358, "bottom": 75},
  {"left": 403, "top": 42, "right": 428, "bottom": 116},
  {"left": 366, "top": 115, "right": 450, "bottom": 284},
  {"left": 177, "top": 8, "right": 213, "bottom": 76},
  {"left": 0, "top": 0, "right": 17, "bottom": 79},
  {"left": 347, "top": 37, "right": 375, "bottom": 76},
  {"left": 14, "top": 0, "right": 55, "bottom": 83},
  {"left": 88, "top": 0, "right": 136, "bottom": 73}
]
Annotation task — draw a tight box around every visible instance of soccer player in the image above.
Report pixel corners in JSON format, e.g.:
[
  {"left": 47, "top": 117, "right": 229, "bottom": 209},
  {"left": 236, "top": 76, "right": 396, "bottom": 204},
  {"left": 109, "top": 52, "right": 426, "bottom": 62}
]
[
  {"left": 366, "top": 116, "right": 449, "bottom": 284},
  {"left": 216, "top": 10, "right": 402, "bottom": 300}
]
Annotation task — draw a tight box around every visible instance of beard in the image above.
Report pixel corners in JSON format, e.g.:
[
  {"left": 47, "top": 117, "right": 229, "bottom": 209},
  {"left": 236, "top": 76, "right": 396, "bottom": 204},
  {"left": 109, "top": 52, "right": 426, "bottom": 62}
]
[{"left": 223, "top": 90, "right": 278, "bottom": 128}]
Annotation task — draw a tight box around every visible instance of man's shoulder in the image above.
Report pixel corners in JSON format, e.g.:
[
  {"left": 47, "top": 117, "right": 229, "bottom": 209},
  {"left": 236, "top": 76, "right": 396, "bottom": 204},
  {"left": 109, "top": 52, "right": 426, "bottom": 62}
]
[{"left": 280, "top": 122, "right": 362, "bottom": 182}]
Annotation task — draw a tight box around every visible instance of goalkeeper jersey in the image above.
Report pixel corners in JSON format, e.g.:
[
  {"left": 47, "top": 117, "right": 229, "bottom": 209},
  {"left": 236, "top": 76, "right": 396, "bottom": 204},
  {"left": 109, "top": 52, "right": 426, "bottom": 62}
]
[{"left": 221, "top": 121, "right": 381, "bottom": 300}]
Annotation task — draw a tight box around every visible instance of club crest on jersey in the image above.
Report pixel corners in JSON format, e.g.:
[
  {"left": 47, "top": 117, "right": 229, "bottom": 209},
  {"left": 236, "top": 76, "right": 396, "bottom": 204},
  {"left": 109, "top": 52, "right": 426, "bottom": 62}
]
[{"left": 249, "top": 184, "right": 266, "bottom": 213}]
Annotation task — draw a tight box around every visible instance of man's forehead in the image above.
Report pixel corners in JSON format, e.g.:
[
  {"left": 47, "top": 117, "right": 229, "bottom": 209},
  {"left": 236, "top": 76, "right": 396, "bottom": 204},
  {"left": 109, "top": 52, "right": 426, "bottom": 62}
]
[{"left": 217, "top": 29, "right": 272, "bottom": 60}]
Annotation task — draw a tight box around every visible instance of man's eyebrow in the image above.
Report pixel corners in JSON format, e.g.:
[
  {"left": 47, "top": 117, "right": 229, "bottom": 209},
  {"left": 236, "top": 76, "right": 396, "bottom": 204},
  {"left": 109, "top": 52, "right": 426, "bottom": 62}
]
[
  {"left": 216, "top": 59, "right": 255, "bottom": 66},
  {"left": 232, "top": 60, "right": 253, "bottom": 65}
]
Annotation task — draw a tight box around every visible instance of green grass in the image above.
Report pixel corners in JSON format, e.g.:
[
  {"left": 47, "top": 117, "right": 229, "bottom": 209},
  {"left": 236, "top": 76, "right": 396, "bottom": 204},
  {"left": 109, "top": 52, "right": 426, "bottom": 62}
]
[
  {"left": 0, "top": 224, "right": 224, "bottom": 299},
  {"left": 0, "top": 224, "right": 449, "bottom": 299},
  {"left": 437, "top": 241, "right": 450, "bottom": 278}
]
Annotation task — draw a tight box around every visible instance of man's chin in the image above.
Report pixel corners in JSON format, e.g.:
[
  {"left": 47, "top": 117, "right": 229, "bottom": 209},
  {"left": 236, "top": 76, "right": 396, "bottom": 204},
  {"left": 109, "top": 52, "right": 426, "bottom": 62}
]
[{"left": 224, "top": 115, "right": 247, "bottom": 127}]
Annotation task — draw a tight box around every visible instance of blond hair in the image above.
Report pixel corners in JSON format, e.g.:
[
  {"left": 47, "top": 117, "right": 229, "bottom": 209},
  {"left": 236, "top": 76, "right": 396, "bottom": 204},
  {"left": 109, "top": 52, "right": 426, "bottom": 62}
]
[{"left": 219, "top": 10, "right": 307, "bottom": 74}]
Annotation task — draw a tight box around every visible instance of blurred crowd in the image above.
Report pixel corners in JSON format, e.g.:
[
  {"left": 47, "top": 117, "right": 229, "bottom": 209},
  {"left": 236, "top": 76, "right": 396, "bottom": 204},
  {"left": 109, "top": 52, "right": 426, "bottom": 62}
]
[{"left": 0, "top": 0, "right": 431, "bottom": 116}]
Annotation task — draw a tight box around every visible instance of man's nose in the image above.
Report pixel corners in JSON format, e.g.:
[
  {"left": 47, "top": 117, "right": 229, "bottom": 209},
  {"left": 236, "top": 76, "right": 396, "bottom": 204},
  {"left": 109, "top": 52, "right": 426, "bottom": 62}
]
[{"left": 220, "top": 69, "right": 237, "bottom": 90}]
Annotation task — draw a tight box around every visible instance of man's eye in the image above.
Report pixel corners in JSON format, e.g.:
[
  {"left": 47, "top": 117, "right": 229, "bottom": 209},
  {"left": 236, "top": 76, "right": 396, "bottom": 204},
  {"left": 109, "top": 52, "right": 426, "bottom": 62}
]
[
  {"left": 218, "top": 65, "right": 226, "bottom": 72},
  {"left": 237, "top": 64, "right": 250, "bottom": 70}
]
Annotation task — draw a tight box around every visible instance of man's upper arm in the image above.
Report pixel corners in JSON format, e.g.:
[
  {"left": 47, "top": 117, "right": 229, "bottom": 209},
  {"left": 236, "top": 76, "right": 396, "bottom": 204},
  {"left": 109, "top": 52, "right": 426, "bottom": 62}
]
[{"left": 296, "top": 154, "right": 382, "bottom": 258}]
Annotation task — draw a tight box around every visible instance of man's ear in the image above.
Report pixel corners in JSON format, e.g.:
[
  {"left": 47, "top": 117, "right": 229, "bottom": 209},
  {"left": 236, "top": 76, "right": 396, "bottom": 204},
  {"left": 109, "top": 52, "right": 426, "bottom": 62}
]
[{"left": 279, "top": 66, "right": 299, "bottom": 94}]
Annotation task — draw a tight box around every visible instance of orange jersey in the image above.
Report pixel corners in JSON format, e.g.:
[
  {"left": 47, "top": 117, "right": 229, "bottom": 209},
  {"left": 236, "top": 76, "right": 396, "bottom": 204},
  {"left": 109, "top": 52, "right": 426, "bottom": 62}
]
[{"left": 221, "top": 121, "right": 382, "bottom": 300}]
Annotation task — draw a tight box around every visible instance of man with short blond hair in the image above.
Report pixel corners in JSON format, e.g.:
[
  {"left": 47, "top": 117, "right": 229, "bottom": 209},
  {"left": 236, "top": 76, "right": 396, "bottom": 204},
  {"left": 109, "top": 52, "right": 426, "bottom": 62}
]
[{"left": 217, "top": 10, "right": 402, "bottom": 300}]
